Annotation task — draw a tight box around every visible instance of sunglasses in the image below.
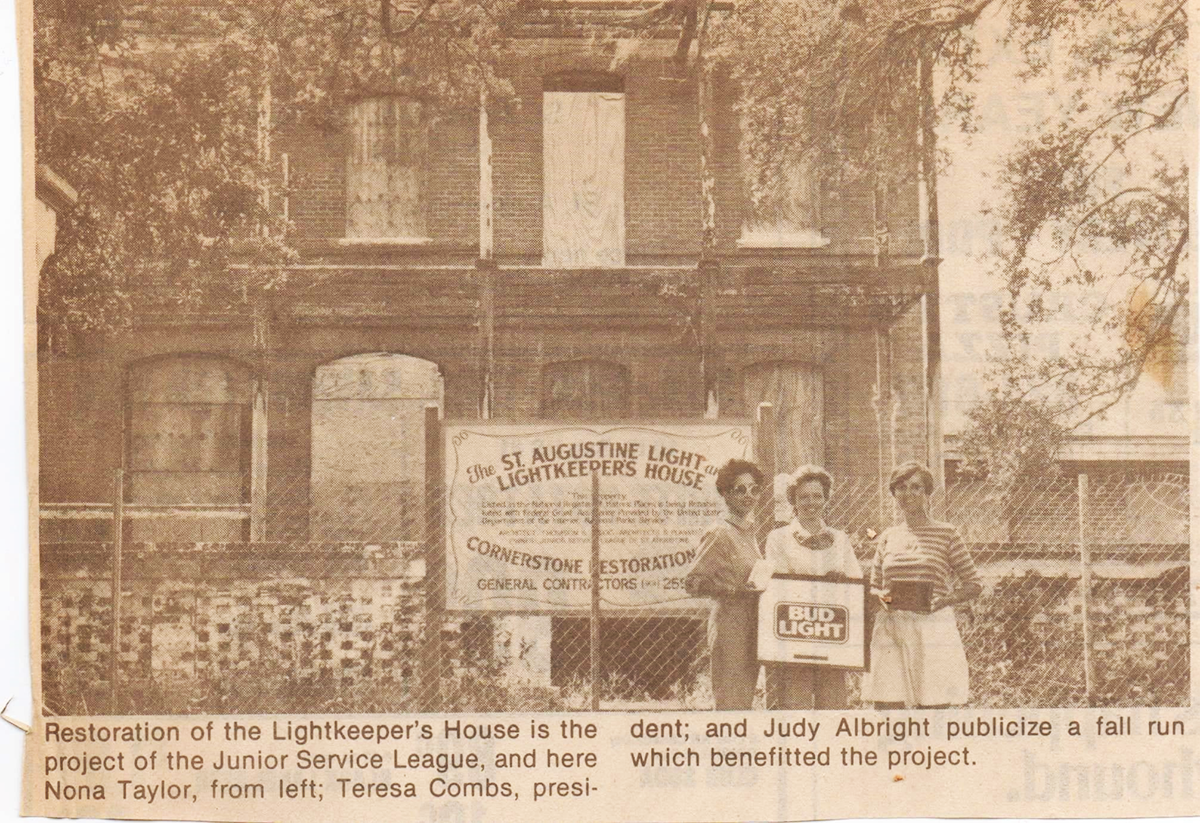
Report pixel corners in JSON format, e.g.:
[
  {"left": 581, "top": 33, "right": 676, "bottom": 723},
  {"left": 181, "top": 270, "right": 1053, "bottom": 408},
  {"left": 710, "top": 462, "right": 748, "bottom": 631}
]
[{"left": 731, "top": 483, "right": 761, "bottom": 496}]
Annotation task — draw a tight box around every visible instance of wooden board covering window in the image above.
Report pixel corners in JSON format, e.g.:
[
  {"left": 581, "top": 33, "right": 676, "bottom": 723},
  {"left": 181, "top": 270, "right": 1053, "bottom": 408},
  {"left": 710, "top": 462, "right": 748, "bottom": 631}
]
[
  {"left": 540, "top": 359, "right": 630, "bottom": 419},
  {"left": 310, "top": 353, "right": 442, "bottom": 542},
  {"left": 346, "top": 97, "right": 428, "bottom": 239},
  {"left": 744, "top": 360, "right": 825, "bottom": 472},
  {"left": 129, "top": 404, "right": 244, "bottom": 474},
  {"left": 542, "top": 92, "right": 625, "bottom": 268},
  {"left": 126, "top": 356, "right": 252, "bottom": 540}
]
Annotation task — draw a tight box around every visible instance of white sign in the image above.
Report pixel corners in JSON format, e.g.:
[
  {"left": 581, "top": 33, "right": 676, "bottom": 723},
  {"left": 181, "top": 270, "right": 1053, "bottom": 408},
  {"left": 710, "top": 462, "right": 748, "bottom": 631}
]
[
  {"left": 757, "top": 575, "right": 869, "bottom": 669},
  {"left": 444, "top": 422, "right": 752, "bottom": 610}
]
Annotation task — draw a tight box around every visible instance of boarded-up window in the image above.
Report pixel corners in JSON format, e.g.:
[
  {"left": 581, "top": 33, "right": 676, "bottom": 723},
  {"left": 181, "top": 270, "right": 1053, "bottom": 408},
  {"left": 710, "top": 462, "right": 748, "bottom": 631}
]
[
  {"left": 540, "top": 359, "right": 630, "bottom": 419},
  {"left": 346, "top": 97, "right": 428, "bottom": 239},
  {"left": 542, "top": 89, "right": 625, "bottom": 267},
  {"left": 127, "top": 356, "right": 253, "bottom": 541},
  {"left": 744, "top": 362, "right": 824, "bottom": 521},
  {"left": 311, "top": 353, "right": 442, "bottom": 541}
]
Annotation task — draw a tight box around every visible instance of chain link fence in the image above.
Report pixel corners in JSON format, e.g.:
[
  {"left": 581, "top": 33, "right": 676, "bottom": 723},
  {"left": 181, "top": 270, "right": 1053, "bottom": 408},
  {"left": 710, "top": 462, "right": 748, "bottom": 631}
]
[{"left": 39, "top": 466, "right": 1189, "bottom": 714}]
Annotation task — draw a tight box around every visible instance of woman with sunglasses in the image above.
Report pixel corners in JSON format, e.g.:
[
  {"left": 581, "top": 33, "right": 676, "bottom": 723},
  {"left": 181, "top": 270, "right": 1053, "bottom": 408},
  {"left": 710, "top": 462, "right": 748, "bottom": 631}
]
[
  {"left": 862, "top": 461, "right": 982, "bottom": 709},
  {"left": 763, "top": 465, "right": 862, "bottom": 710},
  {"left": 685, "top": 458, "right": 768, "bottom": 710}
]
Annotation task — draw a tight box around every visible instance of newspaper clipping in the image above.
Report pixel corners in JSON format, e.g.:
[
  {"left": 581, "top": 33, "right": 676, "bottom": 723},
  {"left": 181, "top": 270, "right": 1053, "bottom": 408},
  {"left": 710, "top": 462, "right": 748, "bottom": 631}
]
[{"left": 21, "top": 0, "right": 1196, "bottom": 819}]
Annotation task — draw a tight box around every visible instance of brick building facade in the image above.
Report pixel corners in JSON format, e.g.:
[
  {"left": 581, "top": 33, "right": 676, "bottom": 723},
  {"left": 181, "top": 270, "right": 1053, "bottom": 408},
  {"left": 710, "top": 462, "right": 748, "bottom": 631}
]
[{"left": 38, "top": 10, "right": 944, "bottom": 700}]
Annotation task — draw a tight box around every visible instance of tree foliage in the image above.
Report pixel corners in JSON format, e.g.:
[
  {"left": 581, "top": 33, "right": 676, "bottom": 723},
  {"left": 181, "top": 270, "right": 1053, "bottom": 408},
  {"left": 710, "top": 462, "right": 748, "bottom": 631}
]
[
  {"left": 988, "top": 0, "right": 1188, "bottom": 427},
  {"left": 38, "top": 0, "right": 1189, "bottom": 465},
  {"left": 34, "top": 0, "right": 517, "bottom": 350},
  {"left": 712, "top": 0, "right": 984, "bottom": 201},
  {"left": 955, "top": 387, "right": 1067, "bottom": 485},
  {"left": 718, "top": 0, "right": 1187, "bottom": 476}
]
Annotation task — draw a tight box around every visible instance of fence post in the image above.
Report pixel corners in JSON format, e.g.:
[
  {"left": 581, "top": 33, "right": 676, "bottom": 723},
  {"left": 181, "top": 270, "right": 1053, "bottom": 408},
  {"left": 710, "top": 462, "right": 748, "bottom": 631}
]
[
  {"left": 755, "top": 403, "right": 776, "bottom": 542},
  {"left": 420, "top": 405, "right": 446, "bottom": 712},
  {"left": 755, "top": 402, "right": 776, "bottom": 477},
  {"left": 250, "top": 381, "right": 268, "bottom": 541},
  {"left": 590, "top": 471, "right": 601, "bottom": 711},
  {"left": 1078, "top": 472, "right": 1095, "bottom": 706},
  {"left": 110, "top": 468, "right": 124, "bottom": 714}
]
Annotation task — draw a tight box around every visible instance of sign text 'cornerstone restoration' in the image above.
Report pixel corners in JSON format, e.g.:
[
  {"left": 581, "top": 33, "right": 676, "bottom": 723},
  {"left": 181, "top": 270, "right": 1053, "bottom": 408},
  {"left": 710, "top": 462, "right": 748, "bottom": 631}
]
[{"left": 444, "top": 423, "right": 752, "bottom": 610}]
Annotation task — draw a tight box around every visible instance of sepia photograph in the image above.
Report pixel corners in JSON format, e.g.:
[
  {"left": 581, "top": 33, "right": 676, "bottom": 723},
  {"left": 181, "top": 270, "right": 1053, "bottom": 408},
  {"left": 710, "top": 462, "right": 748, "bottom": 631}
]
[{"left": 30, "top": 0, "right": 1189, "bottom": 725}]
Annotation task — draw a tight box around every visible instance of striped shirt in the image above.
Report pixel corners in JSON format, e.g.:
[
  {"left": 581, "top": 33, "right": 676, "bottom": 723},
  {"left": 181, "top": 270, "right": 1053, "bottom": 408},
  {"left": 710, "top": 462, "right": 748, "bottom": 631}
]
[{"left": 869, "top": 520, "right": 980, "bottom": 601}]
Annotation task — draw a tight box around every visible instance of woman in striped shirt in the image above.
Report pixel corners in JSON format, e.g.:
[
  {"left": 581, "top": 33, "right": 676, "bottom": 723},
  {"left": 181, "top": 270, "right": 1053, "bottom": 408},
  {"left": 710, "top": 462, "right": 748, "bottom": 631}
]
[{"left": 862, "top": 461, "right": 982, "bottom": 709}]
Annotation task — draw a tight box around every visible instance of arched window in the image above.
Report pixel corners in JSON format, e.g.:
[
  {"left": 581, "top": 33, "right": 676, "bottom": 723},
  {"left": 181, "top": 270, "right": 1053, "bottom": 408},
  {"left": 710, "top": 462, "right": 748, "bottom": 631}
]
[
  {"left": 540, "top": 358, "right": 630, "bottom": 419},
  {"left": 126, "top": 355, "right": 253, "bottom": 541},
  {"left": 310, "top": 353, "right": 443, "bottom": 541},
  {"left": 744, "top": 361, "right": 825, "bottom": 521}
]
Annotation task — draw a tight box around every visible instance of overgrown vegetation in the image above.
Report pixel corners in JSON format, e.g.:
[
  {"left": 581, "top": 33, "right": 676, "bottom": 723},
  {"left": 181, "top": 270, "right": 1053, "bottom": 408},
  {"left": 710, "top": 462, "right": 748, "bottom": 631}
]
[
  {"left": 718, "top": 0, "right": 1187, "bottom": 448},
  {"left": 35, "top": 0, "right": 519, "bottom": 350}
]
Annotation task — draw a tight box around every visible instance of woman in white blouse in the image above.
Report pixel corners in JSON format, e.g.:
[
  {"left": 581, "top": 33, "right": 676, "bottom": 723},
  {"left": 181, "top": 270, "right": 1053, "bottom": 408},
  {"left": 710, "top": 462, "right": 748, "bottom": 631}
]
[{"left": 763, "top": 465, "right": 862, "bottom": 710}]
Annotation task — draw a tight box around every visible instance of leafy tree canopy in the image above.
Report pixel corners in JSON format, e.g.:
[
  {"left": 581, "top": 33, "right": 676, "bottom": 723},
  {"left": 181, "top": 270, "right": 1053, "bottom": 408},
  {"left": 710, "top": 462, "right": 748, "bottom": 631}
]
[
  {"left": 35, "top": 0, "right": 517, "bottom": 350},
  {"left": 717, "top": 0, "right": 1187, "bottom": 477}
]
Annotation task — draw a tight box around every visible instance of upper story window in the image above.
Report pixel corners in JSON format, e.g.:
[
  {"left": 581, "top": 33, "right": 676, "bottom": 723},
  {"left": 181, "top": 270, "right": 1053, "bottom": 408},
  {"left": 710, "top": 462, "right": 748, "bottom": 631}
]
[
  {"left": 543, "top": 73, "right": 625, "bottom": 268},
  {"left": 345, "top": 97, "right": 430, "bottom": 243},
  {"left": 739, "top": 150, "right": 829, "bottom": 249}
]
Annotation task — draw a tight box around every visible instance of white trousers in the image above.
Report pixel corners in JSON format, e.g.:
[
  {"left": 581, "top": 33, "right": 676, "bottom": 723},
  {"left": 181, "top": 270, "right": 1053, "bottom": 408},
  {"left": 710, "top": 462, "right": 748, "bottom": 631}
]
[{"left": 862, "top": 608, "right": 969, "bottom": 706}]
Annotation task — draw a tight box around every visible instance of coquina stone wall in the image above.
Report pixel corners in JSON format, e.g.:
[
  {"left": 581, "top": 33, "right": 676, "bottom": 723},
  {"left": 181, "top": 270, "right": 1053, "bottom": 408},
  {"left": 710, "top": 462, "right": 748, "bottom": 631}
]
[
  {"left": 42, "top": 538, "right": 1187, "bottom": 712},
  {"left": 40, "top": 542, "right": 498, "bottom": 714}
]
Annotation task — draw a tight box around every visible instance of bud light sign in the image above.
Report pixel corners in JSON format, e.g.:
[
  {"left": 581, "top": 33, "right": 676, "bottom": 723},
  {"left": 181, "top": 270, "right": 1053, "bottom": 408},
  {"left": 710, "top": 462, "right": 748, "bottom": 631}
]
[
  {"left": 775, "top": 603, "right": 849, "bottom": 643},
  {"left": 758, "top": 576, "right": 868, "bottom": 669}
]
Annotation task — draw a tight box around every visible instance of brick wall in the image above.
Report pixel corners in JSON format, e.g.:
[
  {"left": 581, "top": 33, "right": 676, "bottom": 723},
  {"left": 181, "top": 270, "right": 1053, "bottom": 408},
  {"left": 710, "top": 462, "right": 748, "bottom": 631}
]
[
  {"left": 40, "top": 312, "right": 923, "bottom": 518},
  {"left": 493, "top": 73, "right": 544, "bottom": 259},
  {"left": 964, "top": 565, "right": 1188, "bottom": 707},
  {"left": 492, "top": 322, "right": 702, "bottom": 419},
  {"left": 280, "top": 122, "right": 347, "bottom": 242},
  {"left": 38, "top": 351, "right": 124, "bottom": 504},
  {"left": 427, "top": 109, "right": 480, "bottom": 246},
  {"left": 280, "top": 108, "right": 478, "bottom": 247},
  {"left": 39, "top": 325, "right": 259, "bottom": 507},
  {"left": 39, "top": 47, "right": 935, "bottom": 537},
  {"left": 276, "top": 51, "right": 923, "bottom": 259},
  {"left": 625, "top": 65, "right": 701, "bottom": 257},
  {"left": 711, "top": 72, "right": 923, "bottom": 257}
]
